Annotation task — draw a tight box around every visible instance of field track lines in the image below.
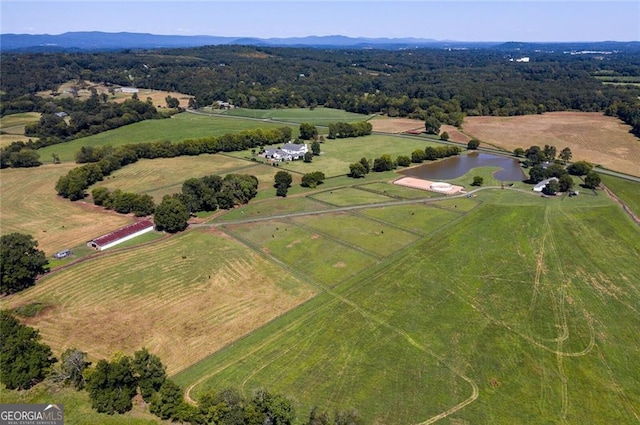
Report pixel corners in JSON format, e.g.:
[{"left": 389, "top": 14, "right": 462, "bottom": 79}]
[
  {"left": 186, "top": 227, "right": 480, "bottom": 422},
  {"left": 596, "top": 349, "right": 640, "bottom": 421},
  {"left": 183, "top": 296, "right": 344, "bottom": 404}
]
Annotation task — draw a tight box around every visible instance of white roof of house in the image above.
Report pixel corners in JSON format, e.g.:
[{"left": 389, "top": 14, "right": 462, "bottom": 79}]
[{"left": 533, "top": 177, "right": 559, "bottom": 192}]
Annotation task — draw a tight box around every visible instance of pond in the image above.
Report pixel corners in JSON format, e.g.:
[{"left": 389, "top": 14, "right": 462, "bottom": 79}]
[{"left": 399, "top": 152, "right": 526, "bottom": 182}]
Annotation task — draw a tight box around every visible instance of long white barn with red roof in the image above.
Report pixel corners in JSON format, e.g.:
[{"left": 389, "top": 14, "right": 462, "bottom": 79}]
[{"left": 87, "top": 220, "right": 154, "bottom": 251}]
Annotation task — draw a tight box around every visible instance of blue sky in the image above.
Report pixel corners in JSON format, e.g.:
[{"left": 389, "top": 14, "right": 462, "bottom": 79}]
[{"left": 1, "top": 1, "right": 638, "bottom": 42}]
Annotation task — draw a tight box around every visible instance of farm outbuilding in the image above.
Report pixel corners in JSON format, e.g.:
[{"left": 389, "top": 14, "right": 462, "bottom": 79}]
[{"left": 87, "top": 220, "right": 154, "bottom": 251}]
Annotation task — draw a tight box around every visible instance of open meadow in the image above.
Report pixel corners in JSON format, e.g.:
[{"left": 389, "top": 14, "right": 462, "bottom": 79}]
[
  {"left": 462, "top": 112, "right": 640, "bottom": 177},
  {"left": 2, "top": 110, "right": 640, "bottom": 424},
  {"left": 0, "top": 111, "right": 41, "bottom": 147}
]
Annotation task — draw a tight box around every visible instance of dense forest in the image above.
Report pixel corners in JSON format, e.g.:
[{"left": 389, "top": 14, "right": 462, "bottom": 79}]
[{"left": 2, "top": 45, "right": 640, "bottom": 133}]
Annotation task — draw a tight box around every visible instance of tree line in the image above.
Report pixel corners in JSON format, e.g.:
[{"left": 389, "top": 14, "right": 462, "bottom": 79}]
[{"left": 349, "top": 145, "right": 462, "bottom": 178}]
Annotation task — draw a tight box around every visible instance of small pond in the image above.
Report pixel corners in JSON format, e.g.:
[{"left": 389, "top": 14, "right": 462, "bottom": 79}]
[{"left": 399, "top": 152, "right": 526, "bottom": 182}]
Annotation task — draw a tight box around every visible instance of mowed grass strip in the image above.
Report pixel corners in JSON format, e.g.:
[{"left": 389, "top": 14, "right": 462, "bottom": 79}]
[
  {"left": 0, "top": 112, "right": 42, "bottom": 147},
  {"left": 224, "top": 219, "right": 377, "bottom": 287},
  {"left": 0, "top": 164, "right": 133, "bottom": 255},
  {"left": 290, "top": 212, "right": 420, "bottom": 257},
  {"left": 176, "top": 195, "right": 640, "bottom": 424},
  {"left": 37, "top": 112, "right": 299, "bottom": 162},
  {"left": 0, "top": 229, "right": 316, "bottom": 375}
]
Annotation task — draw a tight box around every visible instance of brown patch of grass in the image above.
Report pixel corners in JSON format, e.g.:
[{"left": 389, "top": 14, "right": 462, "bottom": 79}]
[
  {"left": 1, "top": 232, "right": 316, "bottom": 375},
  {"left": 441, "top": 125, "right": 472, "bottom": 144},
  {"left": 462, "top": 112, "right": 640, "bottom": 176},
  {"left": 333, "top": 261, "right": 346, "bottom": 268},
  {"left": 369, "top": 116, "right": 425, "bottom": 134}
]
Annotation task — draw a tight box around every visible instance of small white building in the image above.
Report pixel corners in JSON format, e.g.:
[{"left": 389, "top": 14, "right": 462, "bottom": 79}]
[
  {"left": 119, "top": 87, "right": 139, "bottom": 94},
  {"left": 533, "top": 177, "right": 559, "bottom": 192}
]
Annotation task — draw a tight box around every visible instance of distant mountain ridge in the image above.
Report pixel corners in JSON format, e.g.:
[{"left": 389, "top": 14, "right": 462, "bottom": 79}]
[
  {"left": 1, "top": 31, "right": 638, "bottom": 52},
  {"left": 0, "top": 31, "right": 496, "bottom": 52}
]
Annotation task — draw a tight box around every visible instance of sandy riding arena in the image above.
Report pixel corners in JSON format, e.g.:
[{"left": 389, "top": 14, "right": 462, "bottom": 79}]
[{"left": 394, "top": 177, "right": 465, "bottom": 195}]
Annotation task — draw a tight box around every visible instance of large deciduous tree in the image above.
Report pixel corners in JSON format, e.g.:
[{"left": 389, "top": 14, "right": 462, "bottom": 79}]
[
  {"left": 0, "top": 310, "right": 55, "bottom": 390},
  {"left": 424, "top": 116, "right": 441, "bottom": 135},
  {"left": 584, "top": 171, "right": 601, "bottom": 189},
  {"left": 132, "top": 347, "right": 167, "bottom": 402},
  {"left": 1, "top": 233, "right": 49, "bottom": 294},
  {"left": 154, "top": 196, "right": 190, "bottom": 233},
  {"left": 299, "top": 123, "right": 318, "bottom": 140},
  {"left": 86, "top": 356, "right": 138, "bottom": 414}
]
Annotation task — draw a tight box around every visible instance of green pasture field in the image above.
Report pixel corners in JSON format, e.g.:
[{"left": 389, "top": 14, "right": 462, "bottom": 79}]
[
  {"left": 217, "top": 106, "right": 373, "bottom": 125},
  {"left": 356, "top": 181, "right": 440, "bottom": 199},
  {"left": 175, "top": 191, "right": 640, "bottom": 424},
  {"left": 290, "top": 212, "right": 421, "bottom": 257},
  {"left": 0, "top": 383, "right": 159, "bottom": 425},
  {"left": 0, "top": 111, "right": 41, "bottom": 131},
  {"left": 37, "top": 112, "right": 299, "bottom": 162},
  {"left": 222, "top": 219, "right": 378, "bottom": 287},
  {"left": 360, "top": 204, "right": 465, "bottom": 235},
  {"left": 600, "top": 173, "right": 640, "bottom": 218},
  {"left": 309, "top": 186, "right": 396, "bottom": 206},
  {"left": 214, "top": 196, "right": 331, "bottom": 222}
]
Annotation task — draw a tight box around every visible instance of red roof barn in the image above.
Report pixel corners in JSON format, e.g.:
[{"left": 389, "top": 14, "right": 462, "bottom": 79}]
[{"left": 87, "top": 220, "right": 154, "bottom": 251}]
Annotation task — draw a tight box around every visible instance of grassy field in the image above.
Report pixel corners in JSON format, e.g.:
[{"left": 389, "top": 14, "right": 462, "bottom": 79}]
[
  {"left": 0, "top": 164, "right": 133, "bottom": 256},
  {"left": 175, "top": 192, "right": 640, "bottom": 424},
  {"left": 213, "top": 106, "right": 373, "bottom": 126},
  {"left": 462, "top": 112, "right": 640, "bottom": 177},
  {"left": 37, "top": 112, "right": 299, "bottom": 162},
  {"left": 0, "top": 111, "right": 41, "bottom": 147},
  {"left": 0, "top": 229, "right": 316, "bottom": 376}
]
